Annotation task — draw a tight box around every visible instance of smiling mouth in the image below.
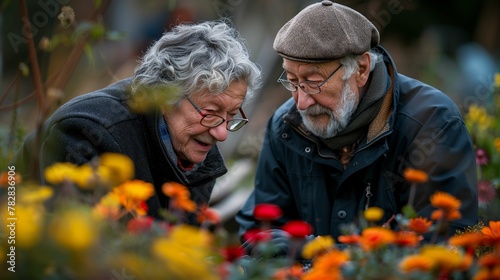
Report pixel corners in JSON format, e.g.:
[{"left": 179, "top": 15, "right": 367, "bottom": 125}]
[{"left": 195, "top": 139, "right": 213, "bottom": 148}]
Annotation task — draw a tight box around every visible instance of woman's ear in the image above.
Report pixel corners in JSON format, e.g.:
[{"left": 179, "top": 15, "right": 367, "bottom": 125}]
[{"left": 356, "top": 52, "right": 371, "bottom": 87}]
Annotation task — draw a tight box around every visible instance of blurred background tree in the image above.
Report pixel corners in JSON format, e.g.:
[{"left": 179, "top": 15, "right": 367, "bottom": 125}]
[{"left": 1, "top": 0, "right": 499, "bottom": 236}]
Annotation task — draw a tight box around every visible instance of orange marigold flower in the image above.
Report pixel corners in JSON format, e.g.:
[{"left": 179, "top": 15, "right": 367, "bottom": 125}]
[
  {"left": 458, "top": 254, "right": 473, "bottom": 271},
  {"left": 359, "top": 227, "right": 396, "bottom": 251},
  {"left": 431, "top": 209, "right": 443, "bottom": 221},
  {"left": 197, "top": 205, "right": 220, "bottom": 224},
  {"left": 481, "top": 221, "right": 500, "bottom": 246},
  {"left": 403, "top": 168, "right": 428, "bottom": 183},
  {"left": 446, "top": 209, "right": 462, "bottom": 221},
  {"left": 92, "top": 192, "right": 122, "bottom": 220},
  {"left": 430, "top": 191, "right": 461, "bottom": 212},
  {"left": 477, "top": 253, "right": 500, "bottom": 268},
  {"left": 113, "top": 180, "right": 154, "bottom": 216},
  {"left": 395, "top": 231, "right": 420, "bottom": 247},
  {"left": 338, "top": 234, "right": 360, "bottom": 245},
  {"left": 172, "top": 196, "right": 197, "bottom": 213},
  {"left": 303, "top": 254, "right": 346, "bottom": 280},
  {"left": 0, "top": 171, "right": 21, "bottom": 187},
  {"left": 310, "top": 249, "right": 349, "bottom": 272},
  {"left": 473, "top": 267, "right": 500, "bottom": 280},
  {"left": 161, "top": 182, "right": 196, "bottom": 212},
  {"left": 273, "top": 264, "right": 304, "bottom": 280},
  {"left": 430, "top": 209, "right": 461, "bottom": 221},
  {"left": 399, "top": 255, "right": 434, "bottom": 273},
  {"left": 408, "top": 217, "right": 433, "bottom": 234},
  {"left": 449, "top": 232, "right": 486, "bottom": 250},
  {"left": 162, "top": 182, "right": 190, "bottom": 199},
  {"left": 302, "top": 270, "right": 341, "bottom": 280}
]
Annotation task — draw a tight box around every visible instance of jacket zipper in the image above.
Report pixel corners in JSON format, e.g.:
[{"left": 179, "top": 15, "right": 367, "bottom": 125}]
[{"left": 364, "top": 183, "right": 373, "bottom": 210}]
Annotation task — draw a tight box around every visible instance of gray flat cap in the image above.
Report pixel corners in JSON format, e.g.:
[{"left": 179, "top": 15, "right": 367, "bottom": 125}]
[{"left": 274, "top": 0, "right": 380, "bottom": 63}]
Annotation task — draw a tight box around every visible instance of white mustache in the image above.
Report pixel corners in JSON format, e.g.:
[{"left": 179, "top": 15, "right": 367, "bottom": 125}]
[{"left": 300, "top": 104, "right": 331, "bottom": 116}]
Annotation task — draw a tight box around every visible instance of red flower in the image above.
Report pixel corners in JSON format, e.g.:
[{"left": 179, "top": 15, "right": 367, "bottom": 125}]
[
  {"left": 127, "top": 216, "right": 154, "bottom": 234},
  {"left": 221, "top": 245, "right": 246, "bottom": 262},
  {"left": 282, "top": 220, "right": 312, "bottom": 238},
  {"left": 242, "top": 228, "right": 272, "bottom": 243},
  {"left": 253, "top": 203, "right": 283, "bottom": 221}
]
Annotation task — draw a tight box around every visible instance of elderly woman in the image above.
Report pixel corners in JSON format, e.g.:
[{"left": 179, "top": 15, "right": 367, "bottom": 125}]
[{"left": 13, "top": 20, "right": 261, "bottom": 223}]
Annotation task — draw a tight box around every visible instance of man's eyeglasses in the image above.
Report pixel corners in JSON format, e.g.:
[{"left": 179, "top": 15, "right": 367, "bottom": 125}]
[
  {"left": 186, "top": 96, "right": 248, "bottom": 132},
  {"left": 277, "top": 64, "right": 343, "bottom": 94}
]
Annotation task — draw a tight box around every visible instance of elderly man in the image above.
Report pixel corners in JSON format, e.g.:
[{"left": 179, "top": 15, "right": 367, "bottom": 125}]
[{"left": 237, "top": 0, "right": 477, "bottom": 253}]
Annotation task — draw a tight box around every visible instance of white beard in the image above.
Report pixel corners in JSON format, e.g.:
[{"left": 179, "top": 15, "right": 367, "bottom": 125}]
[{"left": 298, "top": 82, "right": 359, "bottom": 138}]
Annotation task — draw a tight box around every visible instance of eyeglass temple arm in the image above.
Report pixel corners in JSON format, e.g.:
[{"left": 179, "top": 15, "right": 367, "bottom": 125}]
[{"left": 185, "top": 96, "right": 205, "bottom": 117}]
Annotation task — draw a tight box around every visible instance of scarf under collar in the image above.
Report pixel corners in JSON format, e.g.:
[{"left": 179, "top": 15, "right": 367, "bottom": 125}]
[{"left": 320, "top": 60, "right": 390, "bottom": 150}]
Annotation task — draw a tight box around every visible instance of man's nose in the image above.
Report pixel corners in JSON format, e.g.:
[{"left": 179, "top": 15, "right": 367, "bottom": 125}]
[{"left": 294, "top": 88, "right": 316, "bottom": 110}]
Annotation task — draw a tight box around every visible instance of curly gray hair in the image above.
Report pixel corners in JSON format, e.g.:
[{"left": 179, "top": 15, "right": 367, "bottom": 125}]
[{"left": 132, "top": 20, "right": 262, "bottom": 108}]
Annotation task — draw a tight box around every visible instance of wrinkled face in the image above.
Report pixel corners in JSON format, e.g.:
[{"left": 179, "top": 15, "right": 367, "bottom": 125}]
[
  {"left": 282, "top": 59, "right": 361, "bottom": 138},
  {"left": 163, "top": 80, "right": 247, "bottom": 163}
]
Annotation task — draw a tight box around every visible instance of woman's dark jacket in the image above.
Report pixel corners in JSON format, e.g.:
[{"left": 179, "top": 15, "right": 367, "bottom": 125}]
[
  {"left": 236, "top": 47, "right": 478, "bottom": 241},
  {"left": 13, "top": 79, "right": 228, "bottom": 222}
]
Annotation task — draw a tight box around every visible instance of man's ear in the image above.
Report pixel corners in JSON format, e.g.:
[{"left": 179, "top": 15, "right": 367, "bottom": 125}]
[{"left": 356, "top": 52, "right": 371, "bottom": 87}]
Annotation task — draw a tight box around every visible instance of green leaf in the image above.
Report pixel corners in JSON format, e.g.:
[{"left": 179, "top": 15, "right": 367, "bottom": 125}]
[{"left": 402, "top": 205, "right": 418, "bottom": 219}]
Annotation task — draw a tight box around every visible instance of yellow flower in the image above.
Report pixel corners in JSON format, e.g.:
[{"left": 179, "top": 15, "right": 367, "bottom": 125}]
[
  {"left": 466, "top": 104, "right": 493, "bottom": 130},
  {"left": 419, "top": 245, "right": 464, "bottom": 272},
  {"left": 108, "top": 253, "right": 164, "bottom": 279},
  {"left": 11, "top": 204, "right": 45, "bottom": 248},
  {"left": 152, "top": 225, "right": 217, "bottom": 280},
  {"left": 44, "top": 162, "right": 78, "bottom": 185},
  {"left": 71, "top": 164, "right": 111, "bottom": 189},
  {"left": 494, "top": 138, "right": 500, "bottom": 153},
  {"left": 364, "top": 207, "right": 384, "bottom": 222},
  {"left": 49, "top": 208, "right": 98, "bottom": 251},
  {"left": 302, "top": 235, "right": 335, "bottom": 259},
  {"left": 98, "top": 153, "right": 134, "bottom": 186},
  {"left": 494, "top": 72, "right": 500, "bottom": 87},
  {"left": 116, "top": 180, "right": 155, "bottom": 201},
  {"left": 18, "top": 185, "right": 53, "bottom": 204}
]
